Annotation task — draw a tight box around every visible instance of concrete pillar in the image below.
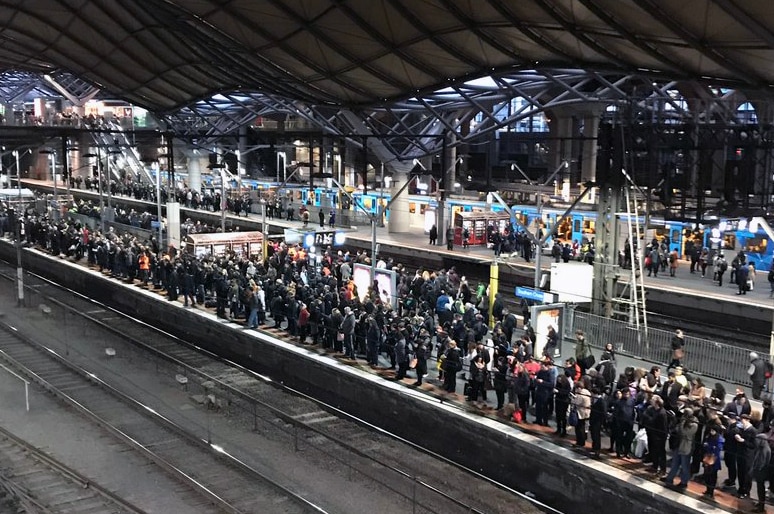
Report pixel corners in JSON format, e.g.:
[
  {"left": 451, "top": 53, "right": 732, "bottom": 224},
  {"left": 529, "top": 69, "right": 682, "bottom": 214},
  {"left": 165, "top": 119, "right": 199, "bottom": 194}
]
[
  {"left": 187, "top": 151, "right": 202, "bottom": 193},
  {"left": 547, "top": 109, "right": 575, "bottom": 197},
  {"left": 33, "top": 98, "right": 46, "bottom": 121},
  {"left": 166, "top": 202, "right": 181, "bottom": 250},
  {"left": 388, "top": 171, "right": 410, "bottom": 233}
]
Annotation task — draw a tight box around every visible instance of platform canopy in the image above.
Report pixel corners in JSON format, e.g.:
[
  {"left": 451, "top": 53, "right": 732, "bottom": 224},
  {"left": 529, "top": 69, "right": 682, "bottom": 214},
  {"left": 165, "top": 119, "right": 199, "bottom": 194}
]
[{"left": 1, "top": 0, "right": 774, "bottom": 114}]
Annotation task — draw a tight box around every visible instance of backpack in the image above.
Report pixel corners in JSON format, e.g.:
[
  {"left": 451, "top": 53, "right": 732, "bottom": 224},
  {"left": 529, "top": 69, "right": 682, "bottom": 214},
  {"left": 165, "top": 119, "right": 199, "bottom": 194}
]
[
  {"left": 721, "top": 260, "right": 728, "bottom": 272},
  {"left": 765, "top": 361, "right": 774, "bottom": 380}
]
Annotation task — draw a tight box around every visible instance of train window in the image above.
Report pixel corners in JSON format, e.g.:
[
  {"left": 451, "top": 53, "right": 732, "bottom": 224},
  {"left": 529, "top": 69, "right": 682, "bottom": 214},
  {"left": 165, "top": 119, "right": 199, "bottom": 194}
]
[
  {"left": 671, "top": 230, "right": 679, "bottom": 242},
  {"left": 409, "top": 202, "right": 416, "bottom": 214},
  {"left": 744, "top": 236, "right": 767, "bottom": 254},
  {"left": 722, "top": 234, "right": 736, "bottom": 250},
  {"left": 573, "top": 219, "right": 580, "bottom": 234}
]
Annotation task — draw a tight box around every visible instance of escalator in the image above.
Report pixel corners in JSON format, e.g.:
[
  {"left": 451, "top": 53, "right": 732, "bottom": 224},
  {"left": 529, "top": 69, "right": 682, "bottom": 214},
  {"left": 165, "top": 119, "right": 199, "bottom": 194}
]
[{"left": 90, "top": 120, "right": 154, "bottom": 184}]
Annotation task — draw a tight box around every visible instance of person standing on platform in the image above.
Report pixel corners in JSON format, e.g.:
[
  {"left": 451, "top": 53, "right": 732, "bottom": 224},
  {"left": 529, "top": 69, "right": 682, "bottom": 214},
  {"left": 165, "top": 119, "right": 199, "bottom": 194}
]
[
  {"left": 647, "top": 246, "right": 660, "bottom": 277},
  {"left": 768, "top": 262, "right": 774, "bottom": 298},
  {"left": 571, "top": 382, "right": 591, "bottom": 448},
  {"left": 328, "top": 210, "right": 335, "bottom": 228},
  {"left": 613, "top": 388, "right": 636, "bottom": 458},
  {"left": 699, "top": 247, "right": 710, "bottom": 277},
  {"left": 663, "top": 407, "right": 698, "bottom": 490},
  {"left": 553, "top": 371, "right": 572, "bottom": 436},
  {"left": 701, "top": 422, "right": 724, "bottom": 498},
  {"left": 551, "top": 241, "right": 561, "bottom": 263},
  {"left": 446, "top": 226, "right": 454, "bottom": 250},
  {"left": 522, "top": 234, "right": 532, "bottom": 263},
  {"left": 441, "top": 340, "right": 462, "bottom": 393},
  {"left": 574, "top": 329, "right": 593, "bottom": 374},
  {"left": 429, "top": 224, "right": 437, "bottom": 245},
  {"left": 302, "top": 209, "right": 310, "bottom": 227},
  {"left": 736, "top": 413, "right": 757, "bottom": 499},
  {"left": 589, "top": 387, "right": 607, "bottom": 458},
  {"left": 668, "top": 248, "right": 679, "bottom": 277},
  {"left": 668, "top": 328, "right": 685, "bottom": 372},
  {"left": 534, "top": 359, "right": 554, "bottom": 426},
  {"left": 689, "top": 245, "right": 700, "bottom": 273},
  {"left": 462, "top": 226, "right": 470, "bottom": 249},
  {"left": 737, "top": 259, "right": 750, "bottom": 295},
  {"left": 340, "top": 306, "right": 356, "bottom": 360},
  {"left": 642, "top": 395, "right": 669, "bottom": 476},
  {"left": 715, "top": 254, "right": 728, "bottom": 286},
  {"left": 752, "top": 432, "right": 771, "bottom": 512},
  {"left": 748, "top": 352, "right": 767, "bottom": 400},
  {"left": 318, "top": 209, "right": 325, "bottom": 228}
]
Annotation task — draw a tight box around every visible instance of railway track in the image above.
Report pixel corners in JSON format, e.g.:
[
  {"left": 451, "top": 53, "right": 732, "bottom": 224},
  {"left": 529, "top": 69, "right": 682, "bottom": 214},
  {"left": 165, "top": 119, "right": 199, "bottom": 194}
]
[
  {"left": 0, "top": 260, "right": 558, "bottom": 514},
  {"left": 0, "top": 306, "right": 325, "bottom": 514},
  {"left": 0, "top": 424, "right": 146, "bottom": 514}
]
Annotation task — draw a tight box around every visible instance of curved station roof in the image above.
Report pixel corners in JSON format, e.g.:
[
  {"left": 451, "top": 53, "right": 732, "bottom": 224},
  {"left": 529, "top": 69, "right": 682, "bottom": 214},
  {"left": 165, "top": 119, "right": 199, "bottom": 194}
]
[{"left": 1, "top": 0, "right": 773, "bottom": 113}]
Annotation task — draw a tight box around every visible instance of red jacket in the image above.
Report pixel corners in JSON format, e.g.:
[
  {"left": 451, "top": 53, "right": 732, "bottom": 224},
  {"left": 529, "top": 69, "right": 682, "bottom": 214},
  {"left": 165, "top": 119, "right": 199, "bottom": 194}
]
[{"left": 298, "top": 307, "right": 310, "bottom": 327}]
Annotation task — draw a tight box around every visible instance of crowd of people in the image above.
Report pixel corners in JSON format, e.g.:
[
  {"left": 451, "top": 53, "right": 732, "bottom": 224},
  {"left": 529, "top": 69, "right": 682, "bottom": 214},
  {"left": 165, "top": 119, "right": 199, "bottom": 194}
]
[{"left": 11, "top": 207, "right": 774, "bottom": 511}]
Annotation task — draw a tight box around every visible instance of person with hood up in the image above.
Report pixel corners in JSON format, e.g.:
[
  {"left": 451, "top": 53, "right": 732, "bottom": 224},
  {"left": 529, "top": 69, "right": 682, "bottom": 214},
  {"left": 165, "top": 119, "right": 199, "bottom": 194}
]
[{"left": 701, "top": 422, "right": 724, "bottom": 498}]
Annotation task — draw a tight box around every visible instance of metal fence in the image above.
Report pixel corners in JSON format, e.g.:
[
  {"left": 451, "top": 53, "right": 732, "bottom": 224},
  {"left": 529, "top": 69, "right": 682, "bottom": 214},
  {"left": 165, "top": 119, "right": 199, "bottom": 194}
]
[
  {"left": 253, "top": 204, "right": 375, "bottom": 228},
  {"left": 571, "top": 311, "right": 755, "bottom": 387}
]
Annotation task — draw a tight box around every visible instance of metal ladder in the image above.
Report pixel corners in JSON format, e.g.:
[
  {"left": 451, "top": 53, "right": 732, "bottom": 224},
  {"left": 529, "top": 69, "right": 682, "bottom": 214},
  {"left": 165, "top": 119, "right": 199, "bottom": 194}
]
[{"left": 618, "top": 184, "right": 648, "bottom": 341}]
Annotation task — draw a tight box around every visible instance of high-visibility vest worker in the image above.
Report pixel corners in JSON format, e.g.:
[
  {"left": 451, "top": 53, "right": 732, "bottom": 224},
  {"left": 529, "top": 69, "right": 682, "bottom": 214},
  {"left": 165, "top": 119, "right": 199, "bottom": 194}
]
[{"left": 138, "top": 253, "right": 150, "bottom": 271}]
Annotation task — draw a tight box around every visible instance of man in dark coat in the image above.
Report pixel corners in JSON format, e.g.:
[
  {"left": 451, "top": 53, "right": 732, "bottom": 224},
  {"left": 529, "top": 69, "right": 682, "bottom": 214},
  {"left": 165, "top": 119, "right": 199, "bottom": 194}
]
[
  {"left": 641, "top": 395, "right": 669, "bottom": 475},
  {"left": 534, "top": 360, "right": 554, "bottom": 426},
  {"left": 429, "top": 224, "right": 438, "bottom": 245},
  {"left": 748, "top": 352, "right": 767, "bottom": 400},
  {"left": 589, "top": 387, "right": 608, "bottom": 458}
]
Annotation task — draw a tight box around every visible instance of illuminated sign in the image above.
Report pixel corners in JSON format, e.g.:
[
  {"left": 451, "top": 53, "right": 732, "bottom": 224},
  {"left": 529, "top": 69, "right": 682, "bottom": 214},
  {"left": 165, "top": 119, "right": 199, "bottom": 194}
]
[{"left": 352, "top": 263, "right": 397, "bottom": 309}]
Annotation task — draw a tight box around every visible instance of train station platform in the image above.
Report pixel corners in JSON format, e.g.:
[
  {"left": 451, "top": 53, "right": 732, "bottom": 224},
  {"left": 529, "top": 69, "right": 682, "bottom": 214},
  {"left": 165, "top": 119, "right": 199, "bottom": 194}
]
[
  {"left": 21, "top": 179, "right": 774, "bottom": 301},
  {"left": 20, "top": 180, "right": 774, "bottom": 383},
  {"left": 0, "top": 234, "right": 750, "bottom": 514}
]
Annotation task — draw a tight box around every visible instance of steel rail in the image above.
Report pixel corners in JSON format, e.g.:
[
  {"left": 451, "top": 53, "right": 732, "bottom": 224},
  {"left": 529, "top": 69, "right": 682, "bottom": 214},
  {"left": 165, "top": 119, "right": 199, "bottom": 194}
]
[
  {"left": 0, "top": 261, "right": 563, "bottom": 514},
  {"left": 0, "top": 315, "right": 329, "bottom": 514}
]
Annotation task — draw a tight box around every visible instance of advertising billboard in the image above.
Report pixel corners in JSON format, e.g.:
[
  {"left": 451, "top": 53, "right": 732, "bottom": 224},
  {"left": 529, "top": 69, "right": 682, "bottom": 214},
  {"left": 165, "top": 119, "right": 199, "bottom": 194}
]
[{"left": 352, "top": 263, "right": 397, "bottom": 309}]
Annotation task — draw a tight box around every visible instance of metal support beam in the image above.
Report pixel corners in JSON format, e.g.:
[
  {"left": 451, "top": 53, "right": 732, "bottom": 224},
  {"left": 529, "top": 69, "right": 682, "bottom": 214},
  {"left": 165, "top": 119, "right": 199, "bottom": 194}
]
[{"left": 591, "top": 186, "right": 621, "bottom": 317}]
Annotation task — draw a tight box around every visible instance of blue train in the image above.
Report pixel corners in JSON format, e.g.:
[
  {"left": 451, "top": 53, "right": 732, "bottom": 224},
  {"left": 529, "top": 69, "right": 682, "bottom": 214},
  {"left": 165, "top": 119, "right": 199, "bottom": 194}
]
[{"left": 153, "top": 171, "right": 774, "bottom": 270}]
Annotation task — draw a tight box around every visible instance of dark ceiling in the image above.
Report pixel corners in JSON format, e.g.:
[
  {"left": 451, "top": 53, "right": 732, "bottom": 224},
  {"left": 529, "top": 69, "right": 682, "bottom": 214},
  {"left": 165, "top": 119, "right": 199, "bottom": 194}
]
[{"left": 1, "top": 0, "right": 773, "bottom": 114}]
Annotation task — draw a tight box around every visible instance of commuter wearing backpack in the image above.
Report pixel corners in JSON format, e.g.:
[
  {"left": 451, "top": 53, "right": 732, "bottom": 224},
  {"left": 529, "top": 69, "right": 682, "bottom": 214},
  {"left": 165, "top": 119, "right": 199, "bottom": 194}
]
[{"left": 715, "top": 254, "right": 728, "bottom": 286}]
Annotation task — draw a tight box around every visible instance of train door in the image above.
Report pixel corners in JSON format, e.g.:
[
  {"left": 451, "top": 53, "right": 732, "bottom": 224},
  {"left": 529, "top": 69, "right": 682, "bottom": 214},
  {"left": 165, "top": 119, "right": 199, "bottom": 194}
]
[{"left": 571, "top": 214, "right": 585, "bottom": 244}]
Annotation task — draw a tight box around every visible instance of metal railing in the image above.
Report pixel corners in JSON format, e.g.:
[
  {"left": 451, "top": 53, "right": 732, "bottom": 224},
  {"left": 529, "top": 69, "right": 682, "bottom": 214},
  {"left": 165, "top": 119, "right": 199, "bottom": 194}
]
[
  {"left": 65, "top": 212, "right": 156, "bottom": 242},
  {"left": 571, "top": 311, "right": 755, "bottom": 386}
]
